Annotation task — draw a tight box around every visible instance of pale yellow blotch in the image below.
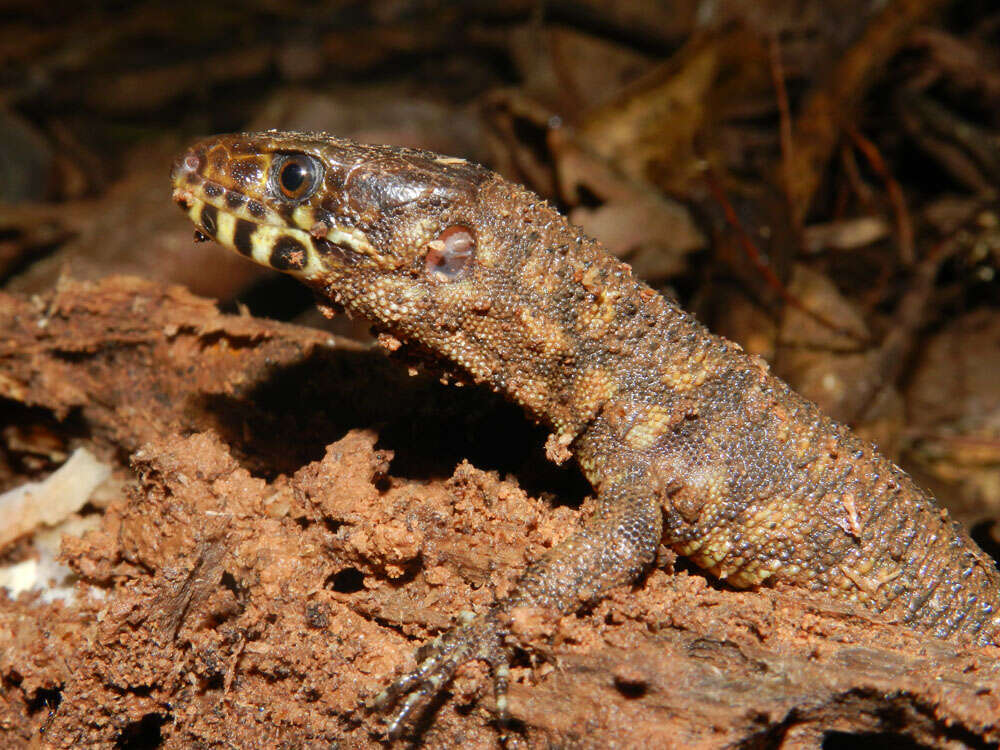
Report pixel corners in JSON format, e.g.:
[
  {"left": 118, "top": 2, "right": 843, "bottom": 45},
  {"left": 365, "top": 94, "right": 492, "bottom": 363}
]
[
  {"left": 326, "top": 223, "right": 380, "bottom": 263},
  {"left": 668, "top": 463, "right": 727, "bottom": 523},
  {"left": 726, "top": 563, "right": 773, "bottom": 588},
  {"left": 672, "top": 538, "right": 700, "bottom": 557},
  {"left": 521, "top": 252, "right": 560, "bottom": 296},
  {"left": 580, "top": 265, "right": 602, "bottom": 292},
  {"left": 573, "top": 368, "right": 618, "bottom": 426},
  {"left": 215, "top": 209, "right": 236, "bottom": 248},
  {"left": 510, "top": 375, "right": 551, "bottom": 418},
  {"left": 292, "top": 205, "right": 316, "bottom": 231},
  {"left": 624, "top": 404, "right": 673, "bottom": 451},
  {"left": 185, "top": 201, "right": 202, "bottom": 230},
  {"left": 514, "top": 307, "right": 571, "bottom": 358},
  {"left": 575, "top": 297, "right": 608, "bottom": 340},
  {"left": 437, "top": 281, "right": 491, "bottom": 316},
  {"left": 471, "top": 225, "right": 501, "bottom": 269},
  {"left": 660, "top": 363, "right": 710, "bottom": 392},
  {"left": 838, "top": 560, "right": 902, "bottom": 600},
  {"left": 578, "top": 263, "right": 622, "bottom": 327},
  {"left": 402, "top": 217, "right": 439, "bottom": 261},
  {"left": 598, "top": 294, "right": 619, "bottom": 325},
  {"left": 692, "top": 534, "right": 732, "bottom": 571},
  {"left": 686, "top": 524, "right": 782, "bottom": 585},
  {"left": 246, "top": 224, "right": 321, "bottom": 280}
]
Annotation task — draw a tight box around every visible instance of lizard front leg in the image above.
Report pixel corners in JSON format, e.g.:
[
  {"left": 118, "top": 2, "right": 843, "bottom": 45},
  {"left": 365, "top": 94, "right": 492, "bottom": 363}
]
[{"left": 376, "top": 477, "right": 663, "bottom": 737}]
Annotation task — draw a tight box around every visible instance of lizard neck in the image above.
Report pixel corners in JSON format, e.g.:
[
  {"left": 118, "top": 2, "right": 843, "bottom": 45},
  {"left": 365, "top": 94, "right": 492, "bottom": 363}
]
[
  {"left": 351, "top": 180, "right": 735, "bottom": 456},
  {"left": 446, "top": 180, "right": 752, "bottom": 474},
  {"left": 316, "top": 176, "right": 743, "bottom": 475}
]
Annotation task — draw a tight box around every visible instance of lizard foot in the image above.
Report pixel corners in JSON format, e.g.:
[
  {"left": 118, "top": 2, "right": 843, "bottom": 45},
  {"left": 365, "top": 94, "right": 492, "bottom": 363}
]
[{"left": 376, "top": 608, "right": 511, "bottom": 739}]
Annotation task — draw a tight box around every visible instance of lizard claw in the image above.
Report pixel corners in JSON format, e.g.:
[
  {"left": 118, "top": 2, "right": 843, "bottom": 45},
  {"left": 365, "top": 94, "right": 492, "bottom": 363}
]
[{"left": 376, "top": 609, "right": 510, "bottom": 739}]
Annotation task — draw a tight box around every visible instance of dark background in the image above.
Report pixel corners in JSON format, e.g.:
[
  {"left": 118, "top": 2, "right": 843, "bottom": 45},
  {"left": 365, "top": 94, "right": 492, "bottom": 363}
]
[
  {"left": 3, "top": 0, "right": 998, "bottom": 536},
  {"left": 2, "top": 2, "right": 1000, "bottom": 747}
]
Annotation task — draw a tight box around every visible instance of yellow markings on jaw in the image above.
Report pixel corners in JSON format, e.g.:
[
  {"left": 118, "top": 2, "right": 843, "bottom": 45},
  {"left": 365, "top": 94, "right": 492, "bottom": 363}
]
[
  {"left": 293, "top": 204, "right": 382, "bottom": 266},
  {"left": 183, "top": 194, "right": 325, "bottom": 282},
  {"left": 328, "top": 225, "right": 379, "bottom": 261},
  {"left": 292, "top": 205, "right": 316, "bottom": 231},
  {"left": 248, "top": 223, "right": 325, "bottom": 280},
  {"left": 183, "top": 178, "right": 377, "bottom": 279},
  {"left": 185, "top": 200, "right": 198, "bottom": 220},
  {"left": 214, "top": 208, "right": 237, "bottom": 248}
]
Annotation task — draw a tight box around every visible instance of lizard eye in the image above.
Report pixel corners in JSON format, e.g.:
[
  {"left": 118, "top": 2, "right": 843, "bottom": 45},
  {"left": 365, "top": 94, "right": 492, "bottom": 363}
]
[
  {"left": 425, "top": 226, "right": 475, "bottom": 280},
  {"left": 271, "top": 153, "right": 322, "bottom": 201}
]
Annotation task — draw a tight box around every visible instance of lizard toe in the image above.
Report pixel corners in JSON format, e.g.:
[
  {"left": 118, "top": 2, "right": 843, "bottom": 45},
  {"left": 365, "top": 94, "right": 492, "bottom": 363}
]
[{"left": 378, "top": 610, "right": 509, "bottom": 739}]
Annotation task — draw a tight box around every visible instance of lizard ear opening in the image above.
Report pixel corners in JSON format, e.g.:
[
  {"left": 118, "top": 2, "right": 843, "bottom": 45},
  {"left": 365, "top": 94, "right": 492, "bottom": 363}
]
[{"left": 424, "top": 226, "right": 475, "bottom": 281}]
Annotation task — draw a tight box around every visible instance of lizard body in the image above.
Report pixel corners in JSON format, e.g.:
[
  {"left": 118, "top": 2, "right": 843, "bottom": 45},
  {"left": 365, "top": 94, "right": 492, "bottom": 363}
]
[{"left": 171, "top": 131, "right": 1000, "bottom": 735}]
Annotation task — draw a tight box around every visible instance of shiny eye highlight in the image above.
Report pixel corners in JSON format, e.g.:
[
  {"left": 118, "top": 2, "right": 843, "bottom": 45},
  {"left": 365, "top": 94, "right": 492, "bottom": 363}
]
[
  {"left": 425, "top": 226, "right": 475, "bottom": 280},
  {"left": 271, "top": 153, "right": 322, "bottom": 201}
]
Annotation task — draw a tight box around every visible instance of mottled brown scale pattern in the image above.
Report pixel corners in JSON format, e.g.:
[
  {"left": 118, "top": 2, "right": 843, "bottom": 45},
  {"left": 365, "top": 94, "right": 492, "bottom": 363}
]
[{"left": 171, "top": 130, "right": 1000, "bottom": 736}]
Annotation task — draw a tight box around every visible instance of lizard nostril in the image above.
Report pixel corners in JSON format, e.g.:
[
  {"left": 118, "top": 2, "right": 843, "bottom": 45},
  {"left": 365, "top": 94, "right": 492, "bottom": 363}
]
[
  {"left": 171, "top": 187, "right": 190, "bottom": 208},
  {"left": 171, "top": 152, "right": 202, "bottom": 185}
]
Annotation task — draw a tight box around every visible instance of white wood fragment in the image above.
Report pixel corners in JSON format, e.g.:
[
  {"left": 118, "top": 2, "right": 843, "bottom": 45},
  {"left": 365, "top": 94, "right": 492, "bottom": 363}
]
[{"left": 0, "top": 447, "right": 111, "bottom": 550}]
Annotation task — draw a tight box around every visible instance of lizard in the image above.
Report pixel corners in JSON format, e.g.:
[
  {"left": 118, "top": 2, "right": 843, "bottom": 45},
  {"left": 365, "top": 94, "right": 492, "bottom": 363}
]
[{"left": 170, "top": 130, "right": 1000, "bottom": 737}]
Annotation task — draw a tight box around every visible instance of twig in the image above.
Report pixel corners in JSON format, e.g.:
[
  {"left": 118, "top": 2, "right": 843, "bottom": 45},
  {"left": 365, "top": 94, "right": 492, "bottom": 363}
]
[
  {"left": 839, "top": 230, "right": 964, "bottom": 423},
  {"left": 845, "top": 123, "right": 916, "bottom": 266},
  {"left": 786, "top": 0, "right": 951, "bottom": 222},
  {"left": 704, "top": 167, "right": 868, "bottom": 343},
  {"left": 767, "top": 34, "right": 801, "bottom": 243}
]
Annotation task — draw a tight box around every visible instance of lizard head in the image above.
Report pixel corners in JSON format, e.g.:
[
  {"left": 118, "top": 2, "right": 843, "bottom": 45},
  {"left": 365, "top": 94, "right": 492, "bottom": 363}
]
[
  {"left": 172, "top": 131, "right": 589, "bottom": 419},
  {"left": 170, "top": 131, "right": 506, "bottom": 319}
]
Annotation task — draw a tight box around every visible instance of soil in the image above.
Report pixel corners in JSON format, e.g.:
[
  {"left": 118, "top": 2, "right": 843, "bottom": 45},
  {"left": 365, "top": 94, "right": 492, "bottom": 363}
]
[{"left": 1, "top": 277, "right": 998, "bottom": 749}]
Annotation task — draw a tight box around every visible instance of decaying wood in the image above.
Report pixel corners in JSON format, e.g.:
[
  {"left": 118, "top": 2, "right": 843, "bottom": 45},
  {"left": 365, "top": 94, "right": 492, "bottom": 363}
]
[{"left": 0, "top": 279, "right": 997, "bottom": 748}]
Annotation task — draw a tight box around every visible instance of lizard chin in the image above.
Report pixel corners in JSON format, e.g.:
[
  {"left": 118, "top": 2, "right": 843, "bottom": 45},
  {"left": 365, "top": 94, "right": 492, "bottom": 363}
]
[{"left": 172, "top": 187, "right": 329, "bottom": 282}]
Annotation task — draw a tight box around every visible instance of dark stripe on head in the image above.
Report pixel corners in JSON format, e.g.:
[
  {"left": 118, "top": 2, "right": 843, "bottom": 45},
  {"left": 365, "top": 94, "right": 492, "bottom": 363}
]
[
  {"left": 247, "top": 200, "right": 265, "bottom": 218},
  {"left": 315, "top": 237, "right": 360, "bottom": 266},
  {"left": 225, "top": 190, "right": 246, "bottom": 209},
  {"left": 203, "top": 181, "right": 223, "bottom": 198},
  {"left": 270, "top": 236, "right": 307, "bottom": 271},
  {"left": 233, "top": 219, "right": 256, "bottom": 257},
  {"left": 273, "top": 201, "right": 295, "bottom": 224},
  {"left": 200, "top": 204, "right": 218, "bottom": 236}
]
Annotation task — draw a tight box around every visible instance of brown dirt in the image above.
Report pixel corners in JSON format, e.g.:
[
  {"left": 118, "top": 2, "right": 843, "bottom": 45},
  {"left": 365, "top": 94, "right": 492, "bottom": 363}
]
[{"left": 1, "top": 277, "right": 998, "bottom": 749}]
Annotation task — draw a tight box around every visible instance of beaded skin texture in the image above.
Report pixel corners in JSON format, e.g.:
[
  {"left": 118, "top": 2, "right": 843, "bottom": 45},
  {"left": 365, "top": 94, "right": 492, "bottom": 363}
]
[{"left": 172, "top": 131, "right": 1000, "bottom": 735}]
